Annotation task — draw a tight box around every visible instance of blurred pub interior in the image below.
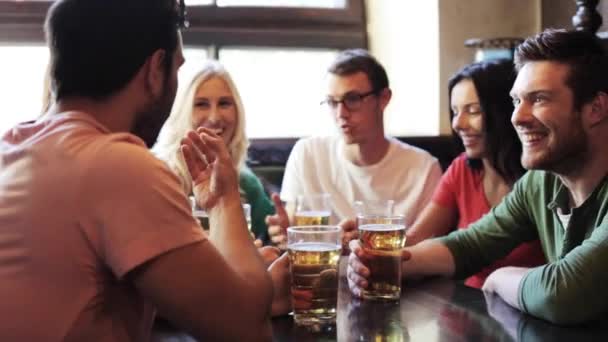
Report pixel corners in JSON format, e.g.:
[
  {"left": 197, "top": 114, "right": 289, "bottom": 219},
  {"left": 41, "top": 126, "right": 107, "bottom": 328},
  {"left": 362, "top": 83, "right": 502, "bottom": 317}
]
[{"left": 0, "top": 0, "right": 604, "bottom": 191}]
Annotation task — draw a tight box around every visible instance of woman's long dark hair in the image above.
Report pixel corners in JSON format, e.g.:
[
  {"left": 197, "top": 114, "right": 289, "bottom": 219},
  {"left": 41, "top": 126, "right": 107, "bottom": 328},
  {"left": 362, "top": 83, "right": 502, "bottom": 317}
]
[{"left": 447, "top": 59, "right": 525, "bottom": 184}]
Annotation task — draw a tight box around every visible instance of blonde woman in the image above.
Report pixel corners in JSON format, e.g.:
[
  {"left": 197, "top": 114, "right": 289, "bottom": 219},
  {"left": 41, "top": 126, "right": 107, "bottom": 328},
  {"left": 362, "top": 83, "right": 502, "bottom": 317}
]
[{"left": 154, "top": 60, "right": 274, "bottom": 242}]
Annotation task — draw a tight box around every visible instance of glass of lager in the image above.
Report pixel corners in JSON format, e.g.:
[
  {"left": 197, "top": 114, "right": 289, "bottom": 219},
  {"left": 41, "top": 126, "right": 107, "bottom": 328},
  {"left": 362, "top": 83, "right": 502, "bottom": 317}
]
[
  {"left": 190, "top": 196, "right": 251, "bottom": 233},
  {"left": 294, "top": 194, "right": 332, "bottom": 226},
  {"left": 358, "top": 215, "right": 406, "bottom": 301},
  {"left": 354, "top": 199, "right": 395, "bottom": 218},
  {"left": 242, "top": 203, "right": 252, "bottom": 231},
  {"left": 190, "top": 196, "right": 210, "bottom": 231},
  {"left": 287, "top": 225, "right": 341, "bottom": 327}
]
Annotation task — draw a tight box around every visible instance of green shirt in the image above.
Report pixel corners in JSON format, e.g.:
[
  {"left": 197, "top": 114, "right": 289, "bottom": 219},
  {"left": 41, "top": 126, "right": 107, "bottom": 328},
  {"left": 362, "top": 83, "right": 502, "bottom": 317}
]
[
  {"left": 239, "top": 167, "right": 275, "bottom": 242},
  {"left": 438, "top": 170, "right": 608, "bottom": 324}
]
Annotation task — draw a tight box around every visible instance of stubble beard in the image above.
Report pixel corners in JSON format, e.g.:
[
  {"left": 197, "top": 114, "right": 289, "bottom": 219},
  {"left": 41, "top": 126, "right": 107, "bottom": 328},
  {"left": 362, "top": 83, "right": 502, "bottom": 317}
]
[
  {"left": 521, "top": 116, "right": 588, "bottom": 175},
  {"left": 132, "top": 89, "right": 175, "bottom": 148}
]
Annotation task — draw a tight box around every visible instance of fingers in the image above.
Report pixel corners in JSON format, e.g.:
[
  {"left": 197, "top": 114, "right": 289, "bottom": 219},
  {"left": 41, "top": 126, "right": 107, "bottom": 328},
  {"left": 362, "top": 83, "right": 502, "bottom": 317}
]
[
  {"left": 347, "top": 254, "right": 368, "bottom": 298},
  {"left": 401, "top": 248, "right": 412, "bottom": 262},
  {"left": 267, "top": 223, "right": 283, "bottom": 237},
  {"left": 292, "top": 289, "right": 313, "bottom": 310},
  {"left": 347, "top": 270, "right": 367, "bottom": 298},
  {"left": 180, "top": 143, "right": 204, "bottom": 180},
  {"left": 347, "top": 241, "right": 370, "bottom": 298},
  {"left": 339, "top": 218, "right": 357, "bottom": 232},
  {"left": 259, "top": 246, "right": 281, "bottom": 266},
  {"left": 259, "top": 245, "right": 281, "bottom": 258},
  {"left": 184, "top": 130, "right": 216, "bottom": 167},
  {"left": 195, "top": 127, "right": 231, "bottom": 162},
  {"left": 270, "top": 232, "right": 287, "bottom": 246},
  {"left": 270, "top": 193, "right": 289, "bottom": 229},
  {"left": 271, "top": 192, "right": 283, "bottom": 209},
  {"left": 254, "top": 239, "right": 263, "bottom": 248},
  {"left": 182, "top": 129, "right": 223, "bottom": 170},
  {"left": 348, "top": 248, "right": 370, "bottom": 278},
  {"left": 341, "top": 221, "right": 358, "bottom": 255},
  {"left": 349, "top": 239, "right": 362, "bottom": 255},
  {"left": 267, "top": 195, "right": 289, "bottom": 248},
  {"left": 269, "top": 251, "right": 290, "bottom": 270}
]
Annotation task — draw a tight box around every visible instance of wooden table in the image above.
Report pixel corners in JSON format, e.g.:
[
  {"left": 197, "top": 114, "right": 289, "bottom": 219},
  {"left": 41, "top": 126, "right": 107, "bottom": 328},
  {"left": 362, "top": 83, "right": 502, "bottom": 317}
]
[{"left": 153, "top": 258, "right": 608, "bottom": 341}]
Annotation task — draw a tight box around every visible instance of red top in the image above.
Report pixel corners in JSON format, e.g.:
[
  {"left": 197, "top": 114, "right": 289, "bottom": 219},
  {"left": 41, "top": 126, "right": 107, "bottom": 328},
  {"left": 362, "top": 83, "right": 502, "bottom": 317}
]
[{"left": 432, "top": 153, "right": 545, "bottom": 288}]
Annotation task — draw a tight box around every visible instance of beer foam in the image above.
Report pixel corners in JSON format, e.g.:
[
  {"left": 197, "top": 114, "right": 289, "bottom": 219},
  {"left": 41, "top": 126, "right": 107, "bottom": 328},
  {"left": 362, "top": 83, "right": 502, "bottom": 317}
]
[
  {"left": 295, "top": 210, "right": 331, "bottom": 217},
  {"left": 288, "top": 242, "right": 341, "bottom": 252},
  {"left": 358, "top": 224, "right": 405, "bottom": 232}
]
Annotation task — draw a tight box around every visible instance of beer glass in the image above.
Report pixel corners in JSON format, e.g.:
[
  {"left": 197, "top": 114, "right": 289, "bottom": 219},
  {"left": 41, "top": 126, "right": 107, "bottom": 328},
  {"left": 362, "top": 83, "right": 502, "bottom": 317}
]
[
  {"left": 294, "top": 193, "right": 331, "bottom": 226},
  {"left": 191, "top": 196, "right": 251, "bottom": 232},
  {"left": 358, "top": 215, "right": 406, "bottom": 301},
  {"left": 191, "top": 196, "right": 210, "bottom": 231},
  {"left": 242, "top": 203, "right": 252, "bottom": 231},
  {"left": 287, "top": 225, "right": 341, "bottom": 327},
  {"left": 354, "top": 199, "right": 395, "bottom": 218}
]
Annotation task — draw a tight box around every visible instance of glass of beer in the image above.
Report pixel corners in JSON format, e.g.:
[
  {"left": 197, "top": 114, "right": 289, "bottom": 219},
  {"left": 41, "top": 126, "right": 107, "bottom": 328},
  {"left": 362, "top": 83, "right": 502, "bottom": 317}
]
[
  {"left": 294, "top": 193, "right": 331, "bottom": 225},
  {"left": 190, "top": 196, "right": 210, "bottom": 231},
  {"left": 190, "top": 197, "right": 251, "bottom": 232},
  {"left": 287, "top": 225, "right": 341, "bottom": 327},
  {"left": 358, "top": 215, "right": 406, "bottom": 301},
  {"left": 354, "top": 199, "right": 395, "bottom": 217},
  {"left": 242, "top": 203, "right": 252, "bottom": 231}
]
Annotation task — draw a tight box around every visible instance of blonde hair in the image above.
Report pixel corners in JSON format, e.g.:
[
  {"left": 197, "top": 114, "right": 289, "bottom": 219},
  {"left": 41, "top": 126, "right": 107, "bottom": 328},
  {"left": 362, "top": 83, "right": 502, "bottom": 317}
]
[{"left": 153, "top": 60, "right": 249, "bottom": 194}]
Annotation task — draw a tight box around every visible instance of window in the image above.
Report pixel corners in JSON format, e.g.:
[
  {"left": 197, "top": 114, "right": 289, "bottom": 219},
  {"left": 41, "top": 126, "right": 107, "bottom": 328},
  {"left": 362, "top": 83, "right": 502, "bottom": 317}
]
[
  {"left": 186, "top": 0, "right": 345, "bottom": 8},
  {"left": 0, "top": 45, "right": 48, "bottom": 131},
  {"left": 217, "top": 0, "right": 345, "bottom": 8},
  {"left": 0, "top": 0, "right": 366, "bottom": 140},
  {"left": 219, "top": 47, "right": 338, "bottom": 138},
  {"left": 180, "top": 47, "right": 211, "bottom": 86},
  {"left": 186, "top": 0, "right": 213, "bottom": 5},
  {"left": 180, "top": 0, "right": 365, "bottom": 138}
]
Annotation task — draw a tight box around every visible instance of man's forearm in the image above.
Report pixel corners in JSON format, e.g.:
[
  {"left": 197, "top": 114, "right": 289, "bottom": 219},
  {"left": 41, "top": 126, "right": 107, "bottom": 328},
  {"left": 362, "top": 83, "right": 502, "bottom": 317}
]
[
  {"left": 403, "top": 239, "right": 456, "bottom": 278},
  {"left": 483, "top": 267, "right": 529, "bottom": 310},
  {"left": 208, "top": 191, "right": 270, "bottom": 285}
]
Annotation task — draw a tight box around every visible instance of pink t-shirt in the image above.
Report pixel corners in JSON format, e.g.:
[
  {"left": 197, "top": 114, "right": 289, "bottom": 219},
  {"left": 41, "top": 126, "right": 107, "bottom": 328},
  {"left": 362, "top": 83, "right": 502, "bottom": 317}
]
[
  {"left": 0, "top": 112, "right": 205, "bottom": 341},
  {"left": 433, "top": 153, "right": 545, "bottom": 289}
]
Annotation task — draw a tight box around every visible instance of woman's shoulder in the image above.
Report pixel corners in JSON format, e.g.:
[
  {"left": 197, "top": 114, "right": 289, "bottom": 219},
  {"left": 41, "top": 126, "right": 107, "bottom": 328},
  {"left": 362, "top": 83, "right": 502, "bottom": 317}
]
[
  {"left": 239, "top": 166, "right": 264, "bottom": 187},
  {"left": 239, "top": 166, "right": 257, "bottom": 180},
  {"left": 445, "top": 153, "right": 470, "bottom": 173}
]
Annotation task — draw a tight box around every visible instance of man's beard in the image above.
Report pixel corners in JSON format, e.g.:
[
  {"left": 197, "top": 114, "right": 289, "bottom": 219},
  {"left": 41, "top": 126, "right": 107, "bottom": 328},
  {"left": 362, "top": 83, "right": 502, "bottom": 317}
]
[
  {"left": 131, "top": 91, "right": 175, "bottom": 148},
  {"left": 520, "top": 112, "right": 588, "bottom": 175}
]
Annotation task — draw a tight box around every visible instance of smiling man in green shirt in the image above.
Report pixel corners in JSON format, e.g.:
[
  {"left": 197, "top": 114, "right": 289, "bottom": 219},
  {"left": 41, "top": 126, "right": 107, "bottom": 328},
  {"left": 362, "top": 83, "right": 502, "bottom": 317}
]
[{"left": 346, "top": 28, "right": 608, "bottom": 324}]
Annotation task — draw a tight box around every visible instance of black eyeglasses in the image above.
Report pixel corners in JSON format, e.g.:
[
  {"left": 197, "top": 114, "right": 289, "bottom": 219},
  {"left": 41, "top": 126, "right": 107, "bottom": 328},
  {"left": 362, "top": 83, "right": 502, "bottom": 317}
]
[
  {"left": 178, "top": 0, "right": 189, "bottom": 29},
  {"left": 320, "top": 89, "right": 379, "bottom": 112}
]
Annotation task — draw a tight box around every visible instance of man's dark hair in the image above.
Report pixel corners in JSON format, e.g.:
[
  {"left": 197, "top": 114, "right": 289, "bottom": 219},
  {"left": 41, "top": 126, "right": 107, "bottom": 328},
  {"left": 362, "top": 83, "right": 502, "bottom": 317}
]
[
  {"left": 327, "top": 49, "right": 389, "bottom": 92},
  {"left": 514, "top": 28, "right": 608, "bottom": 110},
  {"left": 448, "top": 59, "right": 524, "bottom": 184},
  {"left": 45, "top": 0, "right": 185, "bottom": 101}
]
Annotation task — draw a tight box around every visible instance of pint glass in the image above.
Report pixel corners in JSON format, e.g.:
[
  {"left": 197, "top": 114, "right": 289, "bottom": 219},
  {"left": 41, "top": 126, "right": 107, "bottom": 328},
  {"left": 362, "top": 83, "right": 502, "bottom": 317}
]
[
  {"left": 358, "top": 215, "right": 406, "bottom": 300},
  {"left": 287, "top": 225, "right": 341, "bottom": 326},
  {"left": 294, "top": 194, "right": 331, "bottom": 226}
]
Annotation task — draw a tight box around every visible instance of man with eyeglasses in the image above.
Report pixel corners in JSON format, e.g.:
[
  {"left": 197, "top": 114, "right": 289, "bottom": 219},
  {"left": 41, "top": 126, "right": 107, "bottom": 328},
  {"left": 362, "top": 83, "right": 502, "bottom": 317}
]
[{"left": 267, "top": 49, "right": 442, "bottom": 247}]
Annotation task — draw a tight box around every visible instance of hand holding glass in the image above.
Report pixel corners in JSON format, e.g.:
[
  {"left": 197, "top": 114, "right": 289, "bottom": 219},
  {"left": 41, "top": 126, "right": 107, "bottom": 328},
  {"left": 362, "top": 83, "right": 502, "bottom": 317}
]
[{"left": 358, "top": 215, "right": 406, "bottom": 301}]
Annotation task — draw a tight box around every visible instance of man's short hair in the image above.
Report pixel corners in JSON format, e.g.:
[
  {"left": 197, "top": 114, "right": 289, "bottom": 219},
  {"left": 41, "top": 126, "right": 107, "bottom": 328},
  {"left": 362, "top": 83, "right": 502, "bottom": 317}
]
[
  {"left": 514, "top": 29, "right": 608, "bottom": 109},
  {"left": 327, "top": 49, "right": 389, "bottom": 91},
  {"left": 45, "top": 0, "right": 184, "bottom": 101}
]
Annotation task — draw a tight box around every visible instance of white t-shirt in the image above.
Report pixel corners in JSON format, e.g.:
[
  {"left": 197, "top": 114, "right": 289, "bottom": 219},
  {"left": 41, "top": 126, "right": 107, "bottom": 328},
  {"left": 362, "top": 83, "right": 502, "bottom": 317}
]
[{"left": 280, "top": 136, "right": 442, "bottom": 226}]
